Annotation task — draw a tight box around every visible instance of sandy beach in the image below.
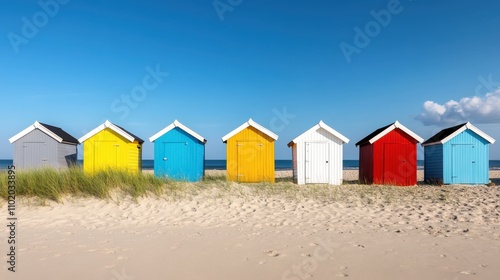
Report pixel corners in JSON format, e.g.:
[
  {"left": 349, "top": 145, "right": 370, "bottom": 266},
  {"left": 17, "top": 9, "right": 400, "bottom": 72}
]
[{"left": 1, "top": 170, "right": 500, "bottom": 279}]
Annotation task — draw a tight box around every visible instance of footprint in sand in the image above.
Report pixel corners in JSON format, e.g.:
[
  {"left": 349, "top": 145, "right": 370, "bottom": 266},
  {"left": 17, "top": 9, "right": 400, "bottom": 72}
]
[{"left": 266, "top": 250, "right": 281, "bottom": 257}]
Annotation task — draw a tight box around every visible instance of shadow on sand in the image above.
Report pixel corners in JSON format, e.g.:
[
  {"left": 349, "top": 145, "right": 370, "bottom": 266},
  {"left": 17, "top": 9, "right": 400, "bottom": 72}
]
[{"left": 490, "top": 177, "right": 500, "bottom": 185}]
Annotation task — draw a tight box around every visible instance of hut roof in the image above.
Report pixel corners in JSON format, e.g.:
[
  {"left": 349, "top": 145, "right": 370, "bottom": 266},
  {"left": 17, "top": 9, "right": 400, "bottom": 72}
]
[
  {"left": 149, "top": 120, "right": 206, "bottom": 143},
  {"left": 422, "top": 122, "right": 495, "bottom": 146},
  {"left": 287, "top": 120, "right": 349, "bottom": 147},
  {"left": 355, "top": 121, "right": 423, "bottom": 146},
  {"left": 221, "top": 118, "right": 278, "bottom": 143},
  {"left": 9, "top": 121, "right": 78, "bottom": 144},
  {"left": 78, "top": 120, "right": 144, "bottom": 144}
]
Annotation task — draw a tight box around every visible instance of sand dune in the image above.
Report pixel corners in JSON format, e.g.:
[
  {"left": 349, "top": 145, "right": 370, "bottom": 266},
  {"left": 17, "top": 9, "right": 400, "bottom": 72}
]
[{"left": 1, "top": 170, "right": 499, "bottom": 279}]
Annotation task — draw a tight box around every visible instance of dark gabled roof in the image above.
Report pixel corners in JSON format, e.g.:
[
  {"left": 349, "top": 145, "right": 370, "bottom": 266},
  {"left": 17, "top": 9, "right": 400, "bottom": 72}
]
[
  {"left": 355, "top": 123, "right": 392, "bottom": 146},
  {"left": 115, "top": 124, "right": 144, "bottom": 144},
  {"left": 422, "top": 123, "right": 466, "bottom": 145},
  {"left": 39, "top": 122, "right": 79, "bottom": 144}
]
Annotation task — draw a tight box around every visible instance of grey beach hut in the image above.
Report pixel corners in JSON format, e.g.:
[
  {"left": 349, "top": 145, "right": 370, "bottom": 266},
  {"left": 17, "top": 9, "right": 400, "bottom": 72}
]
[{"left": 9, "top": 121, "right": 79, "bottom": 170}]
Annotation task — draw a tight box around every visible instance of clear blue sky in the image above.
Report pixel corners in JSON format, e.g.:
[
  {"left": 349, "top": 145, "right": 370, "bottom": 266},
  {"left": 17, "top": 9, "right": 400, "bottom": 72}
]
[{"left": 2, "top": 0, "right": 500, "bottom": 160}]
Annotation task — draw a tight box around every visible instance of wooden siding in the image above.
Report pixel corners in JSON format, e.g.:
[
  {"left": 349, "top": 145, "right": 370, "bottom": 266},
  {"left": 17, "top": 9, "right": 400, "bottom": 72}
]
[
  {"left": 128, "top": 138, "right": 142, "bottom": 173},
  {"left": 443, "top": 129, "right": 490, "bottom": 184},
  {"left": 359, "top": 144, "right": 373, "bottom": 184},
  {"left": 372, "top": 129, "right": 418, "bottom": 186},
  {"left": 305, "top": 142, "right": 329, "bottom": 183},
  {"left": 57, "top": 142, "right": 78, "bottom": 168},
  {"left": 153, "top": 127, "right": 205, "bottom": 181},
  {"left": 424, "top": 145, "right": 443, "bottom": 184},
  {"left": 226, "top": 126, "right": 275, "bottom": 183},
  {"left": 291, "top": 127, "right": 345, "bottom": 185},
  {"left": 83, "top": 128, "right": 142, "bottom": 173},
  {"left": 12, "top": 129, "right": 77, "bottom": 170},
  {"left": 291, "top": 143, "right": 298, "bottom": 184},
  {"left": 360, "top": 128, "right": 418, "bottom": 186}
]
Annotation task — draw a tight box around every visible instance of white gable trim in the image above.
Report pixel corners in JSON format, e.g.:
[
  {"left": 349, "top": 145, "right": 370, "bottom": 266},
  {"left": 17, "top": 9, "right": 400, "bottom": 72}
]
[
  {"left": 221, "top": 118, "right": 278, "bottom": 143},
  {"left": 288, "top": 120, "right": 349, "bottom": 147},
  {"left": 149, "top": 119, "right": 206, "bottom": 143},
  {"left": 369, "top": 121, "right": 423, "bottom": 144},
  {"left": 441, "top": 122, "right": 496, "bottom": 144},
  {"left": 78, "top": 120, "right": 135, "bottom": 143},
  {"left": 9, "top": 121, "right": 63, "bottom": 143}
]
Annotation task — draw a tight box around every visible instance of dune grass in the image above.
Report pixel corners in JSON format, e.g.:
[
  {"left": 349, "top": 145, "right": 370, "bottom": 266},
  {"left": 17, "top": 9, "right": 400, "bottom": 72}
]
[
  {"left": 199, "top": 175, "right": 446, "bottom": 205},
  {"left": 0, "top": 169, "right": 468, "bottom": 205},
  {"left": 0, "top": 168, "right": 168, "bottom": 202}
]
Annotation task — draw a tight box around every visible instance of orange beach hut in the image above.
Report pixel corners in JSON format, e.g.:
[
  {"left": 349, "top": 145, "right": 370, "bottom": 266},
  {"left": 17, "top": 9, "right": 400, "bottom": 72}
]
[{"left": 221, "top": 118, "right": 278, "bottom": 183}]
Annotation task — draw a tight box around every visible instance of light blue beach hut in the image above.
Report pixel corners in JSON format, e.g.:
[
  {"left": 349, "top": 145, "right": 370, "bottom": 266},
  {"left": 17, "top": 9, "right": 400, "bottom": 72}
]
[
  {"left": 422, "top": 122, "right": 495, "bottom": 184},
  {"left": 149, "top": 120, "right": 206, "bottom": 181}
]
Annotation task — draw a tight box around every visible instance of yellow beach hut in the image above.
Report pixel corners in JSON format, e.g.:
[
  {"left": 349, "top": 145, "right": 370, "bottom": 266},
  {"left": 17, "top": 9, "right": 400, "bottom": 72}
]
[
  {"left": 221, "top": 118, "right": 278, "bottom": 183},
  {"left": 78, "top": 120, "right": 144, "bottom": 173}
]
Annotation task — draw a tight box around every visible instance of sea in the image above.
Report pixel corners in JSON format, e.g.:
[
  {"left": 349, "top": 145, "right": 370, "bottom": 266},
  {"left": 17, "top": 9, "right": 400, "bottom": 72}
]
[{"left": 1, "top": 159, "right": 500, "bottom": 171}]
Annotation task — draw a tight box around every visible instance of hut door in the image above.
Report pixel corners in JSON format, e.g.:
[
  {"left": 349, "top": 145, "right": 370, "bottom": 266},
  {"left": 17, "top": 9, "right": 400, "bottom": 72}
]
[
  {"left": 94, "top": 141, "right": 119, "bottom": 171},
  {"left": 305, "top": 142, "right": 329, "bottom": 184},
  {"left": 451, "top": 144, "right": 476, "bottom": 184},
  {"left": 383, "top": 143, "right": 411, "bottom": 185},
  {"left": 23, "top": 142, "right": 47, "bottom": 169},
  {"left": 237, "top": 141, "right": 262, "bottom": 182},
  {"left": 161, "top": 142, "right": 188, "bottom": 180}
]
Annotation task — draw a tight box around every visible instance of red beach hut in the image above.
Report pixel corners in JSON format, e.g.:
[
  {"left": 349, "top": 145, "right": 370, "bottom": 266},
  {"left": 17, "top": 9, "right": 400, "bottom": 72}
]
[{"left": 355, "top": 121, "right": 423, "bottom": 186}]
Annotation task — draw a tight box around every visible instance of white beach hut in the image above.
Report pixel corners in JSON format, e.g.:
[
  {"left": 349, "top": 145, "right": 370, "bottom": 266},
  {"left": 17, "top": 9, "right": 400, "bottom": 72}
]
[{"left": 287, "top": 121, "right": 349, "bottom": 185}]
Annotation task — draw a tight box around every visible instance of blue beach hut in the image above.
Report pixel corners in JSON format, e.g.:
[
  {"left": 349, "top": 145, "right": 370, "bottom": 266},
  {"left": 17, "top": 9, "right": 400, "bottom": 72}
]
[
  {"left": 149, "top": 120, "right": 206, "bottom": 181},
  {"left": 422, "top": 122, "right": 495, "bottom": 185}
]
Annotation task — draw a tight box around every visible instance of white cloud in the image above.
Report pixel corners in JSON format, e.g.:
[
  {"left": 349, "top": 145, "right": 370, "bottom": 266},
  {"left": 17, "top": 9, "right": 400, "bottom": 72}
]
[{"left": 416, "top": 87, "right": 500, "bottom": 126}]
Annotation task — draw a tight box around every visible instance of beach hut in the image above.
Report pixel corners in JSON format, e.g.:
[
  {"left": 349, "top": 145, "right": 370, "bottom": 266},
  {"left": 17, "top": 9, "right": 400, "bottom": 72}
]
[
  {"left": 355, "top": 121, "right": 423, "bottom": 186},
  {"left": 149, "top": 120, "right": 206, "bottom": 181},
  {"left": 287, "top": 121, "right": 349, "bottom": 185},
  {"left": 9, "top": 121, "right": 78, "bottom": 170},
  {"left": 422, "top": 122, "right": 495, "bottom": 185},
  {"left": 222, "top": 118, "right": 278, "bottom": 183},
  {"left": 78, "top": 120, "right": 144, "bottom": 173}
]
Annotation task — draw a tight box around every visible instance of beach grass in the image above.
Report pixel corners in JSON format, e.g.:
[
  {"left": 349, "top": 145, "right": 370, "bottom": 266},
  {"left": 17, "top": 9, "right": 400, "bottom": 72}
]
[
  {"left": 0, "top": 169, "right": 488, "bottom": 205},
  {"left": 0, "top": 168, "right": 167, "bottom": 202}
]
